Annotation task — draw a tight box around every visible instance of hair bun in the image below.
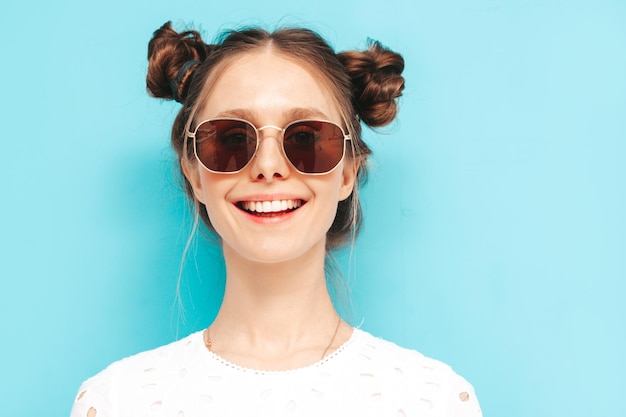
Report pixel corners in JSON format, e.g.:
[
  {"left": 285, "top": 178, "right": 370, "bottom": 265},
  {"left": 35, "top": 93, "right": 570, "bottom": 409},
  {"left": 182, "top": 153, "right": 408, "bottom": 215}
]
[
  {"left": 146, "top": 21, "right": 212, "bottom": 103},
  {"left": 338, "top": 41, "right": 405, "bottom": 127}
]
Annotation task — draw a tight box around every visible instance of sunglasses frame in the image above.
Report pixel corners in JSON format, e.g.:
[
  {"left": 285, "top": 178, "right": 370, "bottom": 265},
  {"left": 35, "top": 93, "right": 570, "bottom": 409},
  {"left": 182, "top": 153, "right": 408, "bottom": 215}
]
[{"left": 187, "top": 117, "right": 352, "bottom": 175}]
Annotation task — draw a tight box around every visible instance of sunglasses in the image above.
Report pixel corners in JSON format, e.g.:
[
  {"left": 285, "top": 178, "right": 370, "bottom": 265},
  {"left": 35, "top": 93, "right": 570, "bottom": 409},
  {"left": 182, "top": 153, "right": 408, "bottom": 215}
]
[{"left": 188, "top": 118, "right": 351, "bottom": 174}]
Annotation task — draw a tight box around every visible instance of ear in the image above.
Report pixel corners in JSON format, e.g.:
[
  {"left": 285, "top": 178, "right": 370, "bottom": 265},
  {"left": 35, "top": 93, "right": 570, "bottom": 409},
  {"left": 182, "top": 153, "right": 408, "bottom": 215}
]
[
  {"left": 181, "top": 158, "right": 206, "bottom": 204},
  {"left": 338, "top": 158, "right": 360, "bottom": 201}
]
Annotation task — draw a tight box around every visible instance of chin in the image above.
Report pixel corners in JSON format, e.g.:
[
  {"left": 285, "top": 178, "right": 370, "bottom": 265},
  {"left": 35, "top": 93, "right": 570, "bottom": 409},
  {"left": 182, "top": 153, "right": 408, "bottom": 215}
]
[{"left": 224, "top": 237, "right": 327, "bottom": 266}]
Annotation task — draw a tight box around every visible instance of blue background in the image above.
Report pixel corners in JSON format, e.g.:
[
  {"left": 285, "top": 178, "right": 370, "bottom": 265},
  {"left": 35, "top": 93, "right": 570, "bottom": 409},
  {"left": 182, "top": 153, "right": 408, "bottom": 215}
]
[{"left": 1, "top": 1, "right": 624, "bottom": 416}]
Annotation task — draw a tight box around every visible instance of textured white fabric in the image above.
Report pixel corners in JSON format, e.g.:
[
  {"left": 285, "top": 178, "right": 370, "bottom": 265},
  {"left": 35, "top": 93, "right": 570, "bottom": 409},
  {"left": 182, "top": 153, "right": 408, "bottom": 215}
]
[{"left": 70, "top": 328, "right": 481, "bottom": 417}]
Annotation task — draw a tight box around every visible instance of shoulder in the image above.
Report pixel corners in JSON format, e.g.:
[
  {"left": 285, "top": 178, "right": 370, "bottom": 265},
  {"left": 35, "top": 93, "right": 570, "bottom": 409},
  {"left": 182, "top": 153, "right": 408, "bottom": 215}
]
[
  {"left": 86, "top": 330, "right": 203, "bottom": 379},
  {"left": 70, "top": 331, "right": 204, "bottom": 416},
  {"left": 350, "top": 328, "right": 460, "bottom": 376},
  {"left": 344, "top": 328, "right": 483, "bottom": 416}
]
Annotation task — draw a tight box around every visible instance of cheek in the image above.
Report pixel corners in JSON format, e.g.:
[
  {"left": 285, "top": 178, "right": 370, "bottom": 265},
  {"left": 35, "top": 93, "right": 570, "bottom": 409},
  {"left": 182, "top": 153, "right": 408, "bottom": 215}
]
[
  {"left": 196, "top": 175, "right": 235, "bottom": 218},
  {"left": 315, "top": 173, "right": 345, "bottom": 217}
]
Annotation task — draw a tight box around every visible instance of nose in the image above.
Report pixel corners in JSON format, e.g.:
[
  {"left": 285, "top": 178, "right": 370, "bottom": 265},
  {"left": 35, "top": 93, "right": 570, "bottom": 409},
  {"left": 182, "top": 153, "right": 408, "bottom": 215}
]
[{"left": 248, "top": 126, "right": 291, "bottom": 181}]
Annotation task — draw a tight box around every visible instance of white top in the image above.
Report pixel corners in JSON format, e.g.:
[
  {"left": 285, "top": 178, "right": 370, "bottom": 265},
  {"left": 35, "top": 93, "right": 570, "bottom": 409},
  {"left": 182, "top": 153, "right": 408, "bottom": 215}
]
[{"left": 70, "top": 328, "right": 481, "bottom": 417}]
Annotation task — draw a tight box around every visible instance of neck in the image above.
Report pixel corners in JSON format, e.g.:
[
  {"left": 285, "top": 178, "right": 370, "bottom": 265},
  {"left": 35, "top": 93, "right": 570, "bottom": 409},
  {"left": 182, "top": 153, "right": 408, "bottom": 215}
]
[{"left": 207, "top": 240, "right": 348, "bottom": 368}]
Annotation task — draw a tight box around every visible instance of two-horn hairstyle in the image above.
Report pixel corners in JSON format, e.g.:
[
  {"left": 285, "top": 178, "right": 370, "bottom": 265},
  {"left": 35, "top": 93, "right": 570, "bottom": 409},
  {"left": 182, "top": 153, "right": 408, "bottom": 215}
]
[{"left": 146, "top": 21, "right": 404, "bottom": 250}]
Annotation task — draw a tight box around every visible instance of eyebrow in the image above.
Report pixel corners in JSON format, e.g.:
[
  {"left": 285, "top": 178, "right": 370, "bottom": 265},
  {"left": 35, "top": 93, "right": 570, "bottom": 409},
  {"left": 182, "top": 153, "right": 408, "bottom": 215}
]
[
  {"left": 213, "top": 107, "right": 330, "bottom": 122},
  {"left": 286, "top": 107, "right": 329, "bottom": 120}
]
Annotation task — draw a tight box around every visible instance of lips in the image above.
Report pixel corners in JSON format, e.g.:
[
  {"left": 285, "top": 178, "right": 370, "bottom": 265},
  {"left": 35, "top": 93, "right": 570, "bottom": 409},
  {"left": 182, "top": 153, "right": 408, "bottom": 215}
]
[{"left": 236, "top": 199, "right": 305, "bottom": 217}]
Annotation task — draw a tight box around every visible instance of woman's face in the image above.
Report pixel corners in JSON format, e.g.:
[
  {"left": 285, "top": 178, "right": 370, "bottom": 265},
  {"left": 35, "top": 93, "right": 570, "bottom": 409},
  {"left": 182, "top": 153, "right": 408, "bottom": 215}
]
[{"left": 184, "top": 49, "right": 358, "bottom": 264}]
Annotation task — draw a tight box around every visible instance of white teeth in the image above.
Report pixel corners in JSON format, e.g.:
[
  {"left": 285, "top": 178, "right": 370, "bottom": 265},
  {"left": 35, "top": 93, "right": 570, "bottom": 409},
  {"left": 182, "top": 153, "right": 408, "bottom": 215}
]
[{"left": 242, "top": 199, "right": 302, "bottom": 213}]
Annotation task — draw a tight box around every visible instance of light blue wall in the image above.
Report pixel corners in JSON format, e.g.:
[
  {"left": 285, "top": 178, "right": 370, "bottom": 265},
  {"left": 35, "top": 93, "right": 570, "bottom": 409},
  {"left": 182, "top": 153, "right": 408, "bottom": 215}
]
[{"left": 1, "top": 1, "right": 624, "bottom": 416}]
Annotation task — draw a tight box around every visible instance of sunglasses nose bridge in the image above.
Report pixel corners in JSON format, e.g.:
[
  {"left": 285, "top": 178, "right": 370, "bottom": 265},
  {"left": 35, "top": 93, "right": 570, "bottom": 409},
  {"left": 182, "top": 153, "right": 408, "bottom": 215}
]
[
  {"left": 251, "top": 125, "right": 291, "bottom": 171},
  {"left": 257, "top": 125, "right": 284, "bottom": 139},
  {"left": 255, "top": 125, "right": 286, "bottom": 149}
]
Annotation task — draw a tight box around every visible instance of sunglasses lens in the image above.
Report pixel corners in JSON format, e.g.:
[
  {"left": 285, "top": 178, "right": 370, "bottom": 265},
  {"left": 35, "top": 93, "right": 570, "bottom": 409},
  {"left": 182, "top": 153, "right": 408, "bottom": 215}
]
[
  {"left": 283, "top": 121, "right": 345, "bottom": 174},
  {"left": 195, "top": 119, "right": 257, "bottom": 172}
]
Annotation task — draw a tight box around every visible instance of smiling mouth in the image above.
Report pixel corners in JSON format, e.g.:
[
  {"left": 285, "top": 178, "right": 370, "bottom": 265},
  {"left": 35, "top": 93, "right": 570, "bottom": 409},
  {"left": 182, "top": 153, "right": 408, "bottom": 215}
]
[{"left": 236, "top": 199, "right": 305, "bottom": 217}]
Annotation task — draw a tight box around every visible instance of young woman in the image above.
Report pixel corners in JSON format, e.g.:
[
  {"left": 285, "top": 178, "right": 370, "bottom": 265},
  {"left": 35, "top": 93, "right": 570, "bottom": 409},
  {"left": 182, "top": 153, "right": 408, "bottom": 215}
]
[{"left": 70, "top": 21, "right": 481, "bottom": 417}]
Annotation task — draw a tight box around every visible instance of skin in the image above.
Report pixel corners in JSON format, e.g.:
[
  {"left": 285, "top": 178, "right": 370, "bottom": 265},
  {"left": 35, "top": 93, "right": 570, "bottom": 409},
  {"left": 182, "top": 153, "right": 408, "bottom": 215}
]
[{"left": 183, "top": 48, "right": 359, "bottom": 370}]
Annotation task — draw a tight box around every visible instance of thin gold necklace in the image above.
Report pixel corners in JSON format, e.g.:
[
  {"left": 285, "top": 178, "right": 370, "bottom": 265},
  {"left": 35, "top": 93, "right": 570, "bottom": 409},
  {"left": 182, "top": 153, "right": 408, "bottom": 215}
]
[
  {"left": 320, "top": 316, "right": 342, "bottom": 359},
  {"left": 203, "top": 316, "right": 342, "bottom": 360}
]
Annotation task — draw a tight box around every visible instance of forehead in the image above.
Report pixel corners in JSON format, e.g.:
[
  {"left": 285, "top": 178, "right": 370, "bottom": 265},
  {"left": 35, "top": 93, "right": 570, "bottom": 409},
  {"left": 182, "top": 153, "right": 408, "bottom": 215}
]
[{"left": 196, "top": 49, "right": 343, "bottom": 124}]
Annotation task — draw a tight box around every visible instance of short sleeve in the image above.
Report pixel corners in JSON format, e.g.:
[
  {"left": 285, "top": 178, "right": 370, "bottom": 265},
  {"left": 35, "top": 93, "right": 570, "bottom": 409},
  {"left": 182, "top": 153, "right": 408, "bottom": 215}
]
[
  {"left": 70, "top": 367, "right": 116, "bottom": 417},
  {"left": 444, "top": 371, "right": 482, "bottom": 417}
]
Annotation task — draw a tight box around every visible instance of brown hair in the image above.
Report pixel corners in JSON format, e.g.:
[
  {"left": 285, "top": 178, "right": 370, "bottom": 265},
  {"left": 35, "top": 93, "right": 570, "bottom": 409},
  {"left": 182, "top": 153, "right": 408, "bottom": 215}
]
[{"left": 147, "top": 21, "right": 404, "bottom": 250}]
